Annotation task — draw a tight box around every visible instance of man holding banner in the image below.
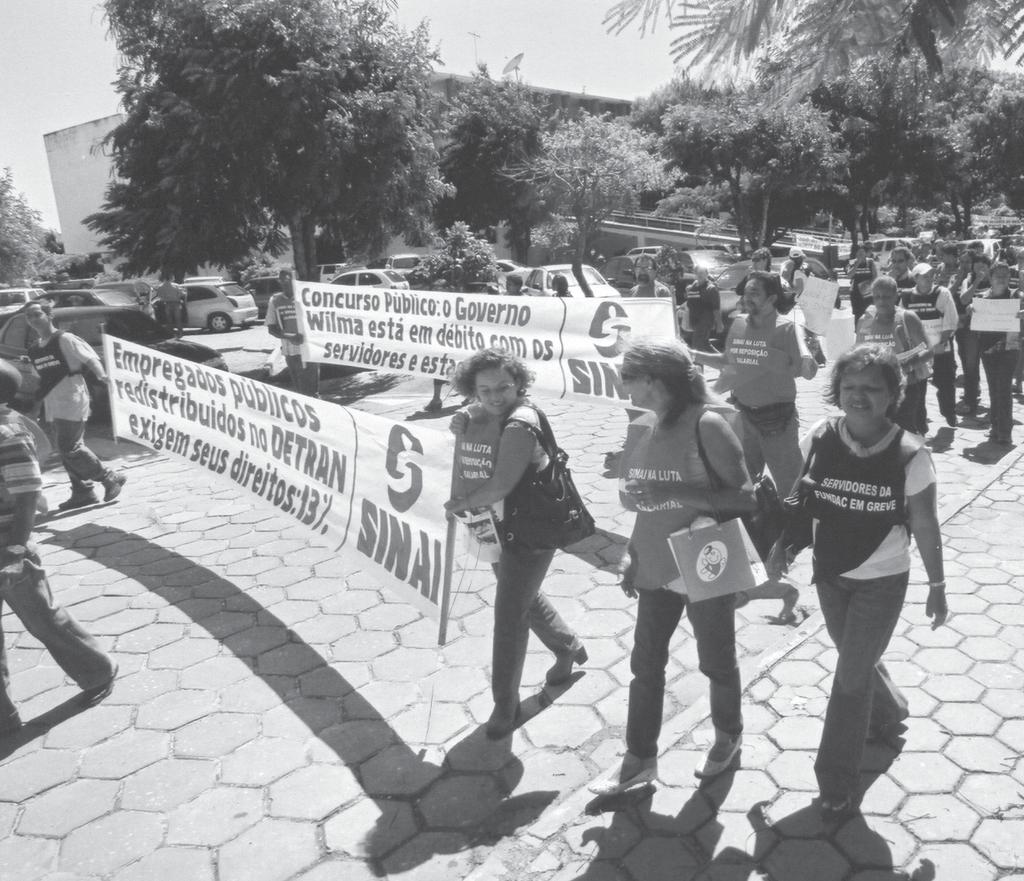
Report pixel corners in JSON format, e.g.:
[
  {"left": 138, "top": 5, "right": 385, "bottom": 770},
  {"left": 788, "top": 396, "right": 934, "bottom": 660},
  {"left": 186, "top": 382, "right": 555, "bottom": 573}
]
[{"left": 266, "top": 269, "right": 320, "bottom": 398}]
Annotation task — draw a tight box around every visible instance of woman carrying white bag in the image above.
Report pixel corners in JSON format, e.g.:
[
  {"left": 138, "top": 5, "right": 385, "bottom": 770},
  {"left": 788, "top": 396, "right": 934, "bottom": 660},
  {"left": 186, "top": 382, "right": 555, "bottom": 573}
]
[{"left": 591, "top": 340, "right": 756, "bottom": 796}]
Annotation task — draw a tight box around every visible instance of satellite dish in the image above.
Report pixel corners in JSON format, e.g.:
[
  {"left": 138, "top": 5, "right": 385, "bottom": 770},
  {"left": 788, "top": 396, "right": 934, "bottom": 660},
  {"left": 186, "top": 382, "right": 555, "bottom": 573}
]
[{"left": 502, "top": 52, "right": 524, "bottom": 76}]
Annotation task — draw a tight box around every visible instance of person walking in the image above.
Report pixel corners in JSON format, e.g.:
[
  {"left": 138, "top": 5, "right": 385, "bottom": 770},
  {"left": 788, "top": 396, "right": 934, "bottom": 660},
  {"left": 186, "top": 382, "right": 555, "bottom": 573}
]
[
  {"left": 155, "top": 278, "right": 186, "bottom": 338},
  {"left": 24, "top": 302, "right": 126, "bottom": 510},
  {"left": 848, "top": 243, "right": 879, "bottom": 323},
  {"left": 591, "top": 340, "right": 755, "bottom": 795},
  {"left": 628, "top": 269, "right": 671, "bottom": 299},
  {"left": 692, "top": 270, "right": 818, "bottom": 500},
  {"left": 266, "top": 269, "right": 320, "bottom": 398},
  {"left": 855, "top": 276, "right": 933, "bottom": 436},
  {"left": 0, "top": 360, "right": 118, "bottom": 737},
  {"left": 956, "top": 251, "right": 992, "bottom": 417},
  {"left": 973, "top": 261, "right": 1021, "bottom": 446},
  {"left": 769, "top": 344, "right": 948, "bottom": 821},
  {"left": 683, "top": 266, "right": 723, "bottom": 352},
  {"left": 900, "top": 263, "right": 959, "bottom": 428},
  {"left": 445, "top": 347, "right": 586, "bottom": 739}
]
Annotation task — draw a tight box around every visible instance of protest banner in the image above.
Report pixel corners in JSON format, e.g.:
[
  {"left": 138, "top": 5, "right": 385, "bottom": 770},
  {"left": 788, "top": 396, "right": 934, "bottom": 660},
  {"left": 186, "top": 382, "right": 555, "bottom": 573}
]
[
  {"left": 969, "top": 298, "right": 1023, "bottom": 333},
  {"left": 293, "top": 283, "right": 676, "bottom": 409},
  {"left": 104, "top": 337, "right": 456, "bottom": 630},
  {"left": 796, "top": 277, "right": 841, "bottom": 336}
]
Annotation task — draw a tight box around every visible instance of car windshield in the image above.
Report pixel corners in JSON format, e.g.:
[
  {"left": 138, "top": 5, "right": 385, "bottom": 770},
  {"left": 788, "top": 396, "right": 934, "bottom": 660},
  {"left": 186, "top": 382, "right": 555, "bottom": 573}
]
[
  {"left": 384, "top": 271, "right": 406, "bottom": 283},
  {"left": 713, "top": 263, "right": 750, "bottom": 289},
  {"left": 92, "top": 290, "right": 139, "bottom": 307},
  {"left": 690, "top": 252, "right": 736, "bottom": 270},
  {"left": 103, "top": 310, "right": 171, "bottom": 342},
  {"left": 217, "top": 283, "right": 250, "bottom": 298},
  {"left": 0, "top": 291, "right": 29, "bottom": 308}
]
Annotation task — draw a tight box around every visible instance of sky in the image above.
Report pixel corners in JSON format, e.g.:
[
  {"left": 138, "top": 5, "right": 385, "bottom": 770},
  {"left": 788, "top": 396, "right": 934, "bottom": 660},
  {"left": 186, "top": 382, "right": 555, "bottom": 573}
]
[{"left": 1, "top": 0, "right": 677, "bottom": 232}]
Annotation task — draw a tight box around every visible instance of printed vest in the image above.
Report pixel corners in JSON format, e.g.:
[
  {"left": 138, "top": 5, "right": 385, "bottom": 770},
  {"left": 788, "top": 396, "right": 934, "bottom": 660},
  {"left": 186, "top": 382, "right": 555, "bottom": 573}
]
[
  {"left": 803, "top": 418, "right": 917, "bottom": 578},
  {"left": 850, "top": 265, "right": 873, "bottom": 294},
  {"left": 28, "top": 332, "right": 79, "bottom": 401},
  {"left": 900, "top": 286, "right": 944, "bottom": 344}
]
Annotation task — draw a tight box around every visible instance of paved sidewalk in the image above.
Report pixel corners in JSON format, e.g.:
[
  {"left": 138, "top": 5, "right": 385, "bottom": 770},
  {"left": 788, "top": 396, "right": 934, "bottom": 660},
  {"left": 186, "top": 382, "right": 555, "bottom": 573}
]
[{"left": 0, "top": 368, "right": 1022, "bottom": 881}]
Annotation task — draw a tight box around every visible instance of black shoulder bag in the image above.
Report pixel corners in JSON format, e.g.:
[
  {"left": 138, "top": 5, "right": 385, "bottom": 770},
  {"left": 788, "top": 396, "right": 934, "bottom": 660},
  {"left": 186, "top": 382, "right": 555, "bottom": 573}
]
[{"left": 500, "top": 406, "right": 596, "bottom": 551}]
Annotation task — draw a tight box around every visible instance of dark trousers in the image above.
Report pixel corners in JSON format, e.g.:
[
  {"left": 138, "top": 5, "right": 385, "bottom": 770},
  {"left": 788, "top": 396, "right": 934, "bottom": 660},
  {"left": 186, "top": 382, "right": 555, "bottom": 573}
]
[
  {"left": 626, "top": 588, "right": 742, "bottom": 760},
  {"left": 930, "top": 351, "right": 957, "bottom": 424},
  {"left": 0, "top": 555, "right": 114, "bottom": 726},
  {"left": 490, "top": 548, "right": 578, "bottom": 719},
  {"left": 814, "top": 570, "right": 909, "bottom": 801},
  {"left": 53, "top": 418, "right": 109, "bottom": 494},
  {"left": 958, "top": 329, "right": 981, "bottom": 410},
  {"left": 284, "top": 354, "right": 320, "bottom": 398},
  {"left": 981, "top": 348, "right": 1018, "bottom": 443},
  {"left": 894, "top": 380, "right": 927, "bottom": 436}
]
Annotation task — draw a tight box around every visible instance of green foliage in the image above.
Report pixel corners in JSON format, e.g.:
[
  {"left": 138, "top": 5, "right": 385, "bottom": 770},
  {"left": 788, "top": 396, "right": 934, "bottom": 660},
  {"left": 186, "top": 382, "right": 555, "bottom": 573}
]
[
  {"left": 0, "top": 169, "right": 44, "bottom": 285},
  {"left": 90, "top": 0, "right": 446, "bottom": 280},
  {"left": 437, "top": 68, "right": 548, "bottom": 263},
  {"left": 33, "top": 252, "right": 107, "bottom": 283},
  {"left": 407, "top": 222, "right": 497, "bottom": 290},
  {"left": 661, "top": 96, "right": 845, "bottom": 250}
]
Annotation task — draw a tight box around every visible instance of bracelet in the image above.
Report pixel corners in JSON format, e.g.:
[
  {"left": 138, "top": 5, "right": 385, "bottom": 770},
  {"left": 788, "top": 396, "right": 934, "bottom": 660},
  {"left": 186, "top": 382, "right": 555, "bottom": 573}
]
[{"left": 928, "top": 580, "right": 946, "bottom": 589}]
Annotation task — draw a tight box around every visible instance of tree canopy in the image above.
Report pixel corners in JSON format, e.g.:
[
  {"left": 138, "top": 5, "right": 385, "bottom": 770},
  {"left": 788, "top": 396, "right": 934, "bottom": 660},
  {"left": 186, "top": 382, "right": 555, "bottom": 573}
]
[
  {"left": 89, "top": 0, "right": 446, "bottom": 280},
  {"left": 0, "top": 169, "right": 43, "bottom": 285}
]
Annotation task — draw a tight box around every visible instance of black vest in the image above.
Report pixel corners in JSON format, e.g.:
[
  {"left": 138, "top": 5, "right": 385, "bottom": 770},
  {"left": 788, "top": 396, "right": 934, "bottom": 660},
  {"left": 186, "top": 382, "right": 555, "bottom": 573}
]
[
  {"left": 900, "top": 285, "right": 943, "bottom": 323},
  {"left": 28, "top": 331, "right": 78, "bottom": 401},
  {"left": 803, "top": 418, "right": 919, "bottom": 578}
]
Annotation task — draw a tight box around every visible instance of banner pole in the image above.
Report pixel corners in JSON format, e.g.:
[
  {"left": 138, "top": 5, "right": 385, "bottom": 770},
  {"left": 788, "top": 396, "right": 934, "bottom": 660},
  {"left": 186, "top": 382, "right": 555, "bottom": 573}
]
[{"left": 437, "top": 440, "right": 461, "bottom": 646}]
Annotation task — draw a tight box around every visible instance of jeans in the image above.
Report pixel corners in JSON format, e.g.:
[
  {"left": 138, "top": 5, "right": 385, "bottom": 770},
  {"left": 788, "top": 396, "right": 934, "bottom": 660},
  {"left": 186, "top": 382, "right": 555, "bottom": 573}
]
[
  {"left": 739, "top": 408, "right": 804, "bottom": 496},
  {"left": 490, "top": 547, "right": 579, "bottom": 719},
  {"left": 981, "top": 348, "right": 1018, "bottom": 442},
  {"left": 930, "top": 351, "right": 957, "bottom": 424},
  {"left": 285, "top": 354, "right": 320, "bottom": 398},
  {"left": 814, "top": 570, "right": 909, "bottom": 800},
  {"left": 0, "top": 555, "right": 114, "bottom": 726},
  {"left": 52, "top": 419, "right": 109, "bottom": 494},
  {"left": 958, "top": 329, "right": 981, "bottom": 410},
  {"left": 895, "top": 380, "right": 927, "bottom": 436},
  {"left": 626, "top": 588, "right": 742, "bottom": 760}
]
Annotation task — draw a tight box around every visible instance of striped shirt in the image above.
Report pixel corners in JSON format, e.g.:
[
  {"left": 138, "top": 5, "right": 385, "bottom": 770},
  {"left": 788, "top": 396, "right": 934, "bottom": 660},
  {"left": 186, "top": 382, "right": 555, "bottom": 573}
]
[{"left": 0, "top": 410, "right": 42, "bottom": 545}]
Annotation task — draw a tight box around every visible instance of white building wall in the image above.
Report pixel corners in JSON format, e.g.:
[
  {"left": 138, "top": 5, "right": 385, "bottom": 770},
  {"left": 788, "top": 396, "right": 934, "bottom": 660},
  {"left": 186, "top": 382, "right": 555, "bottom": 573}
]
[{"left": 43, "top": 114, "right": 123, "bottom": 255}]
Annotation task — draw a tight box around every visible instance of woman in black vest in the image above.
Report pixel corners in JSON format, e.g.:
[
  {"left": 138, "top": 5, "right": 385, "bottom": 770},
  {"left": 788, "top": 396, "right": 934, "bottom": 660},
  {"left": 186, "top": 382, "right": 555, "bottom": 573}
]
[{"left": 769, "top": 344, "right": 948, "bottom": 822}]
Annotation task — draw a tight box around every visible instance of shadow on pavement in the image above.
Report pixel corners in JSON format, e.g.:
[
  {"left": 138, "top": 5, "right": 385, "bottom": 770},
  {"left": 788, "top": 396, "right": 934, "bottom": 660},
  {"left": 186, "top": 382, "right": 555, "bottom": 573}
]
[
  {"left": 0, "top": 694, "right": 98, "bottom": 761},
  {"left": 962, "top": 439, "right": 1017, "bottom": 463},
  {"left": 45, "top": 524, "right": 558, "bottom": 874}
]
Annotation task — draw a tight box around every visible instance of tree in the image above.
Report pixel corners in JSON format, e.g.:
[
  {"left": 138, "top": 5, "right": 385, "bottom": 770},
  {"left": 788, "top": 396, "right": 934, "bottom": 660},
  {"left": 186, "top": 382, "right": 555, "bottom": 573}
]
[
  {"left": 518, "top": 113, "right": 670, "bottom": 293},
  {"left": 604, "top": 1, "right": 1024, "bottom": 98},
  {"left": 90, "top": 0, "right": 447, "bottom": 280},
  {"left": 437, "top": 68, "right": 548, "bottom": 263},
  {"left": 0, "top": 169, "right": 43, "bottom": 285},
  {"left": 660, "top": 97, "right": 845, "bottom": 251},
  {"left": 407, "top": 222, "right": 498, "bottom": 290}
]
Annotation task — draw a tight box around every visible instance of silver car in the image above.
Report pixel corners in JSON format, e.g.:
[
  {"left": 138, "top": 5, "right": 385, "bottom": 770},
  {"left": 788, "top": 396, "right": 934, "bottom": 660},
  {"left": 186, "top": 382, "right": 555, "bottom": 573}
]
[
  {"left": 330, "top": 268, "right": 410, "bottom": 290},
  {"left": 181, "top": 281, "right": 259, "bottom": 332}
]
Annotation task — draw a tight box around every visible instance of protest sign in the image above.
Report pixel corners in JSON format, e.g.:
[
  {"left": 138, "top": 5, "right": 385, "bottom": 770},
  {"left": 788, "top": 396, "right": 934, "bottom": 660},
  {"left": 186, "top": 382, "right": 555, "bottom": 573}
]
[
  {"left": 104, "top": 337, "right": 455, "bottom": 624},
  {"left": 969, "top": 298, "right": 1022, "bottom": 333},
  {"left": 294, "top": 283, "right": 676, "bottom": 409},
  {"left": 796, "top": 277, "right": 841, "bottom": 336}
]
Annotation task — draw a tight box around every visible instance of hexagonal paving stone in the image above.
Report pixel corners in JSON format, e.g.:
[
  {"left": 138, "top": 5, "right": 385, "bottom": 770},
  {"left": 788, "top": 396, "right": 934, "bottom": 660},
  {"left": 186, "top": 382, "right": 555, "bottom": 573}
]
[
  {"left": 898, "top": 793, "right": 982, "bottom": 841},
  {"left": 115, "top": 622, "right": 187, "bottom": 653},
  {"left": 971, "top": 661, "right": 1024, "bottom": 690},
  {"left": 323, "top": 797, "right": 419, "bottom": 859},
  {"left": 0, "top": 834, "right": 57, "bottom": 881},
  {"left": 766, "top": 750, "right": 819, "bottom": 791},
  {"left": 835, "top": 817, "right": 916, "bottom": 869},
  {"left": 920, "top": 674, "right": 984, "bottom": 703},
  {"left": 419, "top": 774, "right": 505, "bottom": 828},
  {"left": 371, "top": 647, "right": 441, "bottom": 682},
  {"left": 914, "top": 647, "right": 973, "bottom": 674},
  {"left": 268, "top": 764, "right": 362, "bottom": 820},
  {"left": 766, "top": 716, "right": 822, "bottom": 751},
  {"left": 147, "top": 637, "right": 221, "bottom": 669},
  {"left": 256, "top": 642, "right": 325, "bottom": 677},
  {"left": 173, "top": 712, "right": 259, "bottom": 758},
  {"left": 43, "top": 704, "right": 134, "bottom": 749},
  {"left": 959, "top": 772, "right": 1024, "bottom": 815},
  {"left": 166, "top": 786, "right": 264, "bottom": 845},
  {"left": 933, "top": 703, "right": 1001, "bottom": 736},
  {"left": 359, "top": 743, "right": 443, "bottom": 797},
  {"left": 223, "top": 625, "right": 291, "bottom": 657},
  {"left": 907, "top": 843, "right": 997, "bottom": 881},
  {"left": 888, "top": 751, "right": 963, "bottom": 793},
  {"left": 59, "top": 810, "right": 165, "bottom": 876},
  {"left": 120, "top": 757, "right": 219, "bottom": 811},
  {"left": 771, "top": 659, "right": 829, "bottom": 687},
  {"left": 0, "top": 748, "right": 79, "bottom": 801},
  {"left": 524, "top": 705, "right": 603, "bottom": 749},
  {"left": 996, "top": 719, "right": 1024, "bottom": 753},
  {"left": 379, "top": 830, "right": 475, "bottom": 879},
  {"left": 135, "top": 689, "right": 219, "bottom": 730},
  {"left": 220, "top": 737, "right": 309, "bottom": 787},
  {"left": 944, "top": 736, "right": 1018, "bottom": 772},
  {"left": 765, "top": 839, "right": 849, "bottom": 881},
  {"left": 178, "top": 656, "right": 252, "bottom": 689},
  {"left": 623, "top": 837, "right": 700, "bottom": 881},
  {"left": 111, "top": 846, "right": 214, "bottom": 881},
  {"left": 217, "top": 817, "right": 320, "bottom": 881},
  {"left": 17, "top": 778, "right": 120, "bottom": 836},
  {"left": 973, "top": 819, "right": 1024, "bottom": 871},
  {"left": 392, "top": 702, "right": 473, "bottom": 746},
  {"left": 330, "top": 630, "right": 397, "bottom": 663}
]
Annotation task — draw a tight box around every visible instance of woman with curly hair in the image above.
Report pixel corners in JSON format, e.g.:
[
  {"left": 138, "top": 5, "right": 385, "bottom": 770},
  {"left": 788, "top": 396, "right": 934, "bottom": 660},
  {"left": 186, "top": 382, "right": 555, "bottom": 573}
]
[{"left": 445, "top": 347, "right": 586, "bottom": 739}]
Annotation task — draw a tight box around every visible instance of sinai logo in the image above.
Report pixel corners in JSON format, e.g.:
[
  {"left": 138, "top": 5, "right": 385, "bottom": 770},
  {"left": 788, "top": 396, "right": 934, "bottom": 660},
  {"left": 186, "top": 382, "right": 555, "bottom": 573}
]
[
  {"left": 566, "top": 301, "right": 632, "bottom": 400},
  {"left": 696, "top": 541, "right": 728, "bottom": 582}
]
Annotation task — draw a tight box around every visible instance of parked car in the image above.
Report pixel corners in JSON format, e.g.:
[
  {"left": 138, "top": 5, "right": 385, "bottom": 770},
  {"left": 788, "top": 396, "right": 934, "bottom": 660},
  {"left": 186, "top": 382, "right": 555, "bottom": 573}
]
[
  {"left": 626, "top": 246, "right": 666, "bottom": 258},
  {"left": 604, "top": 250, "right": 737, "bottom": 294},
  {"left": 522, "top": 264, "right": 619, "bottom": 298},
  {"left": 0, "top": 288, "right": 44, "bottom": 322},
  {"left": 0, "top": 307, "right": 228, "bottom": 417},
  {"left": 181, "top": 280, "right": 259, "bottom": 332},
  {"left": 243, "top": 275, "right": 282, "bottom": 319},
  {"left": 94, "top": 279, "right": 155, "bottom": 301},
  {"left": 317, "top": 263, "right": 348, "bottom": 282},
  {"left": 330, "top": 268, "right": 410, "bottom": 290},
  {"left": 40, "top": 288, "right": 143, "bottom": 310},
  {"left": 868, "top": 237, "right": 916, "bottom": 269}
]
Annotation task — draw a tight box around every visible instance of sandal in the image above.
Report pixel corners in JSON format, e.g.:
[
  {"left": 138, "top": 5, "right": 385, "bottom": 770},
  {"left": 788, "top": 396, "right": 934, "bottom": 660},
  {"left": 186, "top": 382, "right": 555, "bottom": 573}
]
[{"left": 819, "top": 795, "right": 854, "bottom": 823}]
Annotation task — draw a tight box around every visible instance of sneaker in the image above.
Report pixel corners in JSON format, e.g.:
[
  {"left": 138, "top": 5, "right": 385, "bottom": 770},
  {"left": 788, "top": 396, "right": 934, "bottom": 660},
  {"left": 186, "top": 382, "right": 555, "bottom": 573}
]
[
  {"left": 79, "top": 662, "right": 118, "bottom": 707},
  {"left": 695, "top": 733, "right": 742, "bottom": 779},
  {"left": 588, "top": 752, "right": 658, "bottom": 796},
  {"left": 58, "top": 491, "right": 100, "bottom": 511},
  {"left": 102, "top": 471, "right": 127, "bottom": 502}
]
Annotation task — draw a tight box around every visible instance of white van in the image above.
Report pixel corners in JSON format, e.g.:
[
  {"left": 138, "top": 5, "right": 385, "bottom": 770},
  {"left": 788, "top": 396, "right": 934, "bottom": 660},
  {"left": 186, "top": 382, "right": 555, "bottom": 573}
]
[
  {"left": 868, "top": 237, "right": 915, "bottom": 270},
  {"left": 317, "top": 263, "right": 348, "bottom": 282}
]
